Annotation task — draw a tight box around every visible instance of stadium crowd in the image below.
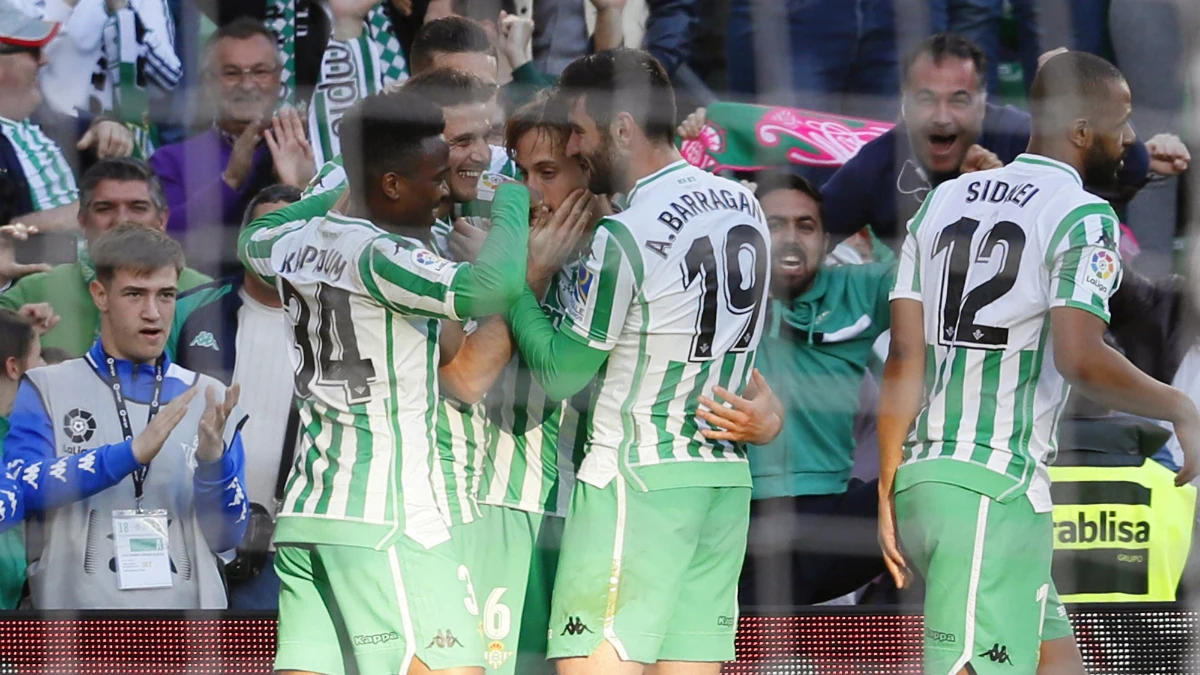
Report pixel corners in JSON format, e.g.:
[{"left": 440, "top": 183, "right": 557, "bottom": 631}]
[{"left": 0, "top": 0, "right": 1197, "bottom": 673}]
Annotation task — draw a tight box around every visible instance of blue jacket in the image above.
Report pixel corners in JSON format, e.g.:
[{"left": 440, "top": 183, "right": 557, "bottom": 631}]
[
  {"left": 1, "top": 341, "right": 248, "bottom": 552},
  {"left": 821, "top": 103, "right": 1152, "bottom": 246}
]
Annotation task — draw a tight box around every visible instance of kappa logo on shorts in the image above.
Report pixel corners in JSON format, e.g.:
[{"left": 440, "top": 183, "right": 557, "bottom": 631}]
[
  {"left": 924, "top": 629, "right": 956, "bottom": 644},
  {"left": 352, "top": 632, "right": 400, "bottom": 647},
  {"left": 978, "top": 643, "right": 1013, "bottom": 665},
  {"left": 427, "top": 630, "right": 463, "bottom": 648},
  {"left": 561, "top": 617, "right": 594, "bottom": 636}
]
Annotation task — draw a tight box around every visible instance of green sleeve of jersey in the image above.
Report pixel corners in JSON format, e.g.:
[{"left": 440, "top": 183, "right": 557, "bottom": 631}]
[
  {"left": 1046, "top": 202, "right": 1122, "bottom": 323},
  {"left": 559, "top": 219, "right": 641, "bottom": 351},
  {"left": 506, "top": 286, "right": 610, "bottom": 401},
  {"left": 238, "top": 186, "right": 345, "bottom": 286},
  {"left": 448, "top": 183, "right": 530, "bottom": 318}
]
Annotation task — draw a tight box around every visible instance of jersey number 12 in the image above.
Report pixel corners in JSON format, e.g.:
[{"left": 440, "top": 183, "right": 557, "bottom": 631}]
[
  {"left": 281, "top": 280, "right": 377, "bottom": 405},
  {"left": 934, "top": 216, "right": 1027, "bottom": 349}
]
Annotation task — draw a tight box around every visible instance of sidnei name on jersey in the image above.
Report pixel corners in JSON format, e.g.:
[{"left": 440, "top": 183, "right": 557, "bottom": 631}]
[
  {"left": 965, "top": 179, "right": 1041, "bottom": 208},
  {"left": 280, "top": 244, "right": 350, "bottom": 280},
  {"left": 649, "top": 180, "right": 763, "bottom": 259}
]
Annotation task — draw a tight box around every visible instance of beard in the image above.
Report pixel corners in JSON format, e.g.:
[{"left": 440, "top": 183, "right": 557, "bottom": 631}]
[
  {"left": 1081, "top": 142, "right": 1125, "bottom": 189},
  {"left": 584, "top": 134, "right": 621, "bottom": 196}
]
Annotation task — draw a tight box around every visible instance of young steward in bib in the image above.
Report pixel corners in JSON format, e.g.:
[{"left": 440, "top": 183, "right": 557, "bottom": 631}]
[
  {"left": 239, "top": 89, "right": 531, "bottom": 675},
  {"left": 879, "top": 52, "right": 1200, "bottom": 675},
  {"left": 506, "top": 49, "right": 771, "bottom": 675}
]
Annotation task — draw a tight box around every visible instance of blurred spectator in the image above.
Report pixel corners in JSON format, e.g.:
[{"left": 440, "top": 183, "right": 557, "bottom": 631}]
[
  {"left": 643, "top": 0, "right": 697, "bottom": 79},
  {"left": 305, "top": 0, "right": 414, "bottom": 166},
  {"left": 149, "top": 18, "right": 314, "bottom": 278},
  {"left": 930, "top": 0, "right": 1042, "bottom": 96},
  {"left": 819, "top": 34, "right": 1185, "bottom": 250},
  {"left": 0, "top": 158, "right": 211, "bottom": 357},
  {"left": 1109, "top": 0, "right": 1188, "bottom": 274},
  {"left": 11, "top": 0, "right": 181, "bottom": 134},
  {"left": 0, "top": 309, "right": 44, "bottom": 609},
  {"left": 5, "top": 224, "right": 248, "bottom": 609},
  {"left": 206, "top": 0, "right": 413, "bottom": 105},
  {"left": 741, "top": 172, "right": 890, "bottom": 607},
  {"left": 530, "top": 0, "right": 589, "bottom": 77},
  {"left": 0, "top": 3, "right": 136, "bottom": 247},
  {"left": 726, "top": 0, "right": 898, "bottom": 121},
  {"left": 172, "top": 185, "right": 301, "bottom": 610}
]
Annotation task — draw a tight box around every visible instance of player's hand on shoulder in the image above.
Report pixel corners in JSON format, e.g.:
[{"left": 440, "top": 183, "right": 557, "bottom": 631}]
[{"left": 450, "top": 218, "right": 489, "bottom": 264}]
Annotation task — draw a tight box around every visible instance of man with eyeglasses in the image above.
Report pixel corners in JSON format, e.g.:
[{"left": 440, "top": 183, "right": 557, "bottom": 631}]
[{"left": 149, "top": 18, "right": 316, "bottom": 279}]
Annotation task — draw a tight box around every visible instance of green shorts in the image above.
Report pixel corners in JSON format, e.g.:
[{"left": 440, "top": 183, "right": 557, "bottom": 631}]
[
  {"left": 547, "top": 476, "right": 750, "bottom": 665},
  {"left": 896, "top": 482, "right": 1060, "bottom": 675},
  {"left": 274, "top": 537, "right": 484, "bottom": 675},
  {"left": 463, "top": 504, "right": 563, "bottom": 675}
]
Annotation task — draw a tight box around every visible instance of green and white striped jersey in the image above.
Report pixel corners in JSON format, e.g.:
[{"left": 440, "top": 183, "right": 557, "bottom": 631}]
[
  {"left": 427, "top": 219, "right": 486, "bottom": 526},
  {"left": 242, "top": 197, "right": 469, "bottom": 550},
  {"left": 890, "top": 154, "right": 1123, "bottom": 512},
  {"left": 562, "top": 160, "right": 771, "bottom": 492},
  {"left": 478, "top": 261, "right": 589, "bottom": 516},
  {"left": 0, "top": 116, "right": 78, "bottom": 212}
]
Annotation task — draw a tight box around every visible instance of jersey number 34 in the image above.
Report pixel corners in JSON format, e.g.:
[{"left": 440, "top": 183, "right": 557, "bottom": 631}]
[{"left": 281, "top": 280, "right": 378, "bottom": 405}]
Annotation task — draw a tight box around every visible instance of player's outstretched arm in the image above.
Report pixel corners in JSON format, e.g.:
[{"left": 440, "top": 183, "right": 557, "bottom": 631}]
[
  {"left": 1052, "top": 307, "right": 1200, "bottom": 485},
  {"left": 448, "top": 183, "right": 530, "bottom": 318},
  {"left": 238, "top": 186, "right": 345, "bottom": 286},
  {"left": 506, "top": 287, "right": 608, "bottom": 401},
  {"left": 877, "top": 298, "right": 925, "bottom": 588}
]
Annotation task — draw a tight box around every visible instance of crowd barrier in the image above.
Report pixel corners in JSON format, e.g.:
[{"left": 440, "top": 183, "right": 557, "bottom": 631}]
[{"left": 0, "top": 604, "right": 1194, "bottom": 674}]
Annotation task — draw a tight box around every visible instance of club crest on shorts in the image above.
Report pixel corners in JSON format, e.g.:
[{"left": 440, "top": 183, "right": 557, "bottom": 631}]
[{"left": 484, "top": 641, "right": 514, "bottom": 670}]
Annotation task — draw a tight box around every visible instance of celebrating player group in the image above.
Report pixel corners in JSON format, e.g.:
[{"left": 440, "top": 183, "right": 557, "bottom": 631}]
[{"left": 238, "top": 44, "right": 1200, "bottom": 675}]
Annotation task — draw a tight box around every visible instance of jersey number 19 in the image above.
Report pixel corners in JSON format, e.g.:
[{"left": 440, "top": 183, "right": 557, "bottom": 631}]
[{"left": 680, "top": 223, "right": 768, "bottom": 362}]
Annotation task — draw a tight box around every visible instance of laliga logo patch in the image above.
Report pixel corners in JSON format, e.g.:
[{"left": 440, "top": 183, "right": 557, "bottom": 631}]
[
  {"left": 412, "top": 248, "right": 450, "bottom": 272},
  {"left": 63, "top": 408, "right": 97, "bottom": 444},
  {"left": 1083, "top": 249, "right": 1117, "bottom": 295}
]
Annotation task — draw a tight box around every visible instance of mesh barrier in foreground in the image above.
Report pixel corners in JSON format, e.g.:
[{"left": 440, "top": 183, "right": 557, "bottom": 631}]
[{"left": 0, "top": 606, "right": 1193, "bottom": 674}]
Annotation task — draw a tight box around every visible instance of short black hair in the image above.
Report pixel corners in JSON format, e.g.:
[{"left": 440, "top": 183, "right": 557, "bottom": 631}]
[
  {"left": 410, "top": 17, "right": 494, "bottom": 75},
  {"left": 902, "top": 32, "right": 988, "bottom": 92},
  {"left": 754, "top": 170, "right": 824, "bottom": 225},
  {"left": 402, "top": 68, "right": 498, "bottom": 110},
  {"left": 557, "top": 48, "right": 677, "bottom": 144},
  {"left": 0, "top": 309, "right": 35, "bottom": 375},
  {"left": 505, "top": 94, "right": 572, "bottom": 161},
  {"left": 339, "top": 89, "right": 446, "bottom": 193},
  {"left": 80, "top": 157, "right": 167, "bottom": 213},
  {"left": 1028, "top": 51, "right": 1126, "bottom": 137},
  {"left": 242, "top": 184, "right": 302, "bottom": 228},
  {"left": 89, "top": 224, "right": 185, "bottom": 286}
]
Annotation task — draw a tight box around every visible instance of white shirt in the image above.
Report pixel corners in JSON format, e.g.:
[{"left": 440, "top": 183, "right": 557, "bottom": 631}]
[{"left": 231, "top": 287, "right": 295, "bottom": 507}]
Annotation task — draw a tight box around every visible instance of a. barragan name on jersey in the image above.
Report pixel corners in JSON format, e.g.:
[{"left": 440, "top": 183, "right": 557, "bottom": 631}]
[
  {"left": 280, "top": 245, "right": 349, "bottom": 281},
  {"left": 655, "top": 186, "right": 763, "bottom": 234}
]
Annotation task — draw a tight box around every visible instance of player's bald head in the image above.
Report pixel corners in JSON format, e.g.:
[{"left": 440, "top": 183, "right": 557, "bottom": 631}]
[{"left": 1028, "top": 52, "right": 1128, "bottom": 139}]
